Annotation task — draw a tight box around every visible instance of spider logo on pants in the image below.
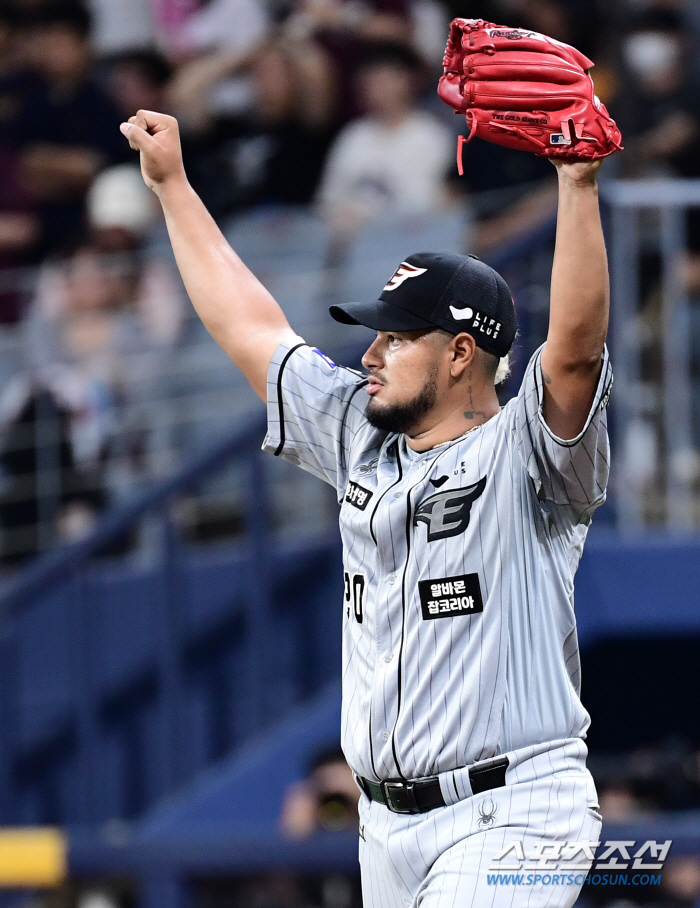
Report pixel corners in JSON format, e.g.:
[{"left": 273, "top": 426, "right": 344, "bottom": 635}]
[{"left": 477, "top": 797, "right": 498, "bottom": 829}]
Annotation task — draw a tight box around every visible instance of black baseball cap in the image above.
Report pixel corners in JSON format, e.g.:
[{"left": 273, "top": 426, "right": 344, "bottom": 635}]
[{"left": 329, "top": 252, "right": 517, "bottom": 358}]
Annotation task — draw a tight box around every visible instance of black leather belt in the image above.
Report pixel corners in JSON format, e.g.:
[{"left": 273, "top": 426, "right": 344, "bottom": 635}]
[{"left": 359, "top": 757, "right": 509, "bottom": 815}]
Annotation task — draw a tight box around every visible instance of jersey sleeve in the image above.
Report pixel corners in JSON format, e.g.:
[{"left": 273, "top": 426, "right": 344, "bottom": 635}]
[
  {"left": 514, "top": 344, "right": 613, "bottom": 522},
  {"left": 262, "top": 338, "right": 369, "bottom": 495}
]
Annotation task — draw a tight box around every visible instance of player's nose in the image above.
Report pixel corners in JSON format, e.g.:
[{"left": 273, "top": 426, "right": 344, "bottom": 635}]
[{"left": 361, "top": 335, "right": 384, "bottom": 370}]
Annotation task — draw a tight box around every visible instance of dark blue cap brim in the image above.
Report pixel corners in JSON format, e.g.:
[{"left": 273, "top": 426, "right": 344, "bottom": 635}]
[{"left": 329, "top": 299, "right": 435, "bottom": 331}]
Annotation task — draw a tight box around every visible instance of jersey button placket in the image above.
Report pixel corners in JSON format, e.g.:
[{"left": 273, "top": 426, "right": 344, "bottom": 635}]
[
  {"left": 373, "top": 572, "right": 402, "bottom": 765},
  {"left": 380, "top": 476, "right": 412, "bottom": 774},
  {"left": 371, "top": 454, "right": 405, "bottom": 770}
]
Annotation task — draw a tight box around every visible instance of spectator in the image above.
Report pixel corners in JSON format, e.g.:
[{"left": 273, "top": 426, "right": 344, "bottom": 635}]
[
  {"left": 660, "top": 856, "right": 700, "bottom": 907},
  {"left": 591, "top": 739, "right": 700, "bottom": 826},
  {"left": 149, "top": 0, "right": 203, "bottom": 55},
  {"left": 170, "top": 0, "right": 269, "bottom": 59},
  {"left": 214, "top": 745, "right": 362, "bottom": 906},
  {"left": 612, "top": 8, "right": 700, "bottom": 180},
  {"left": 279, "top": 746, "right": 360, "bottom": 839},
  {"left": 283, "top": 0, "right": 411, "bottom": 122},
  {"left": 0, "top": 142, "right": 39, "bottom": 322},
  {"left": 9, "top": 2, "right": 127, "bottom": 256},
  {"left": 597, "top": 782, "right": 651, "bottom": 821},
  {"left": 0, "top": 164, "right": 183, "bottom": 562},
  {"left": 102, "top": 48, "right": 172, "bottom": 121},
  {"left": 440, "top": 0, "right": 602, "bottom": 60},
  {"left": 316, "top": 42, "right": 453, "bottom": 241},
  {"left": 26, "top": 164, "right": 183, "bottom": 400},
  {"left": 0, "top": 385, "right": 98, "bottom": 566},
  {"left": 163, "top": 0, "right": 269, "bottom": 124},
  {"left": 167, "top": 43, "right": 257, "bottom": 128},
  {"left": 285, "top": 0, "right": 409, "bottom": 48},
  {"left": 408, "top": 0, "right": 449, "bottom": 71},
  {"left": 611, "top": 7, "right": 700, "bottom": 324},
  {"left": 87, "top": 0, "right": 156, "bottom": 54},
  {"left": 0, "top": 2, "right": 40, "bottom": 322},
  {"left": 84, "top": 163, "right": 184, "bottom": 344},
  {"left": 174, "top": 39, "right": 336, "bottom": 218},
  {"left": 0, "top": 1, "right": 41, "bottom": 138},
  {"left": 454, "top": 138, "right": 557, "bottom": 257}
]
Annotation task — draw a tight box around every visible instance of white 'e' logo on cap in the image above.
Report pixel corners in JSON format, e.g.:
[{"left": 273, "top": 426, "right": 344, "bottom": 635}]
[{"left": 383, "top": 262, "right": 428, "bottom": 291}]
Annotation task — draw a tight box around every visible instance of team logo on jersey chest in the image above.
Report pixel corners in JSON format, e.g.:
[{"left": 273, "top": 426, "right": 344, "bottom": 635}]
[
  {"left": 345, "top": 480, "right": 373, "bottom": 510},
  {"left": 414, "top": 477, "right": 486, "bottom": 541},
  {"left": 418, "top": 573, "right": 483, "bottom": 620}
]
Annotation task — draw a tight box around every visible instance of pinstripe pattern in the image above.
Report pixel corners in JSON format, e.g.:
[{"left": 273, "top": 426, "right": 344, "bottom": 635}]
[
  {"left": 263, "top": 340, "right": 612, "bottom": 780},
  {"left": 359, "top": 754, "right": 602, "bottom": 908},
  {"left": 263, "top": 338, "right": 611, "bottom": 902}
]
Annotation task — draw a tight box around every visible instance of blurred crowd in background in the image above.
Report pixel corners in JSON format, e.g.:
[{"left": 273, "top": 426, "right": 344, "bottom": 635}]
[
  {"left": 0, "top": 0, "right": 699, "bottom": 562},
  {"left": 0, "top": 0, "right": 694, "bottom": 274}
]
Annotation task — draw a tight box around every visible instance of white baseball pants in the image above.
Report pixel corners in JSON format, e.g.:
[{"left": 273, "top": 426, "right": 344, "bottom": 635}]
[{"left": 358, "top": 741, "right": 602, "bottom": 908}]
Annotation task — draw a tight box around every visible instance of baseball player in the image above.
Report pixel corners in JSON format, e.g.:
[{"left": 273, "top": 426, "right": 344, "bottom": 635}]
[{"left": 121, "top": 39, "right": 613, "bottom": 903}]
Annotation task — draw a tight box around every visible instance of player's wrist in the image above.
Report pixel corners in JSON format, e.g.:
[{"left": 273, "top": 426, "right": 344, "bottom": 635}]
[
  {"left": 554, "top": 159, "right": 601, "bottom": 190},
  {"left": 152, "top": 169, "right": 191, "bottom": 203}
]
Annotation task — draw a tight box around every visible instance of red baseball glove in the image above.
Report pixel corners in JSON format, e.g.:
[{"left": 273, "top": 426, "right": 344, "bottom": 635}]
[{"left": 438, "top": 19, "right": 622, "bottom": 171}]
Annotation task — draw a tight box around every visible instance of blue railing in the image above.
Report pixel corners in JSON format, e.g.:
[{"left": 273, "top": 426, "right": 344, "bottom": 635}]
[
  {"left": 0, "top": 404, "right": 346, "bottom": 830},
  {"left": 0, "top": 412, "right": 266, "bottom": 620}
]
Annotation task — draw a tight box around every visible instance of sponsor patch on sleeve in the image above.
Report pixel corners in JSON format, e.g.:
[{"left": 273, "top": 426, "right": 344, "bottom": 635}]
[
  {"left": 345, "top": 480, "right": 373, "bottom": 510},
  {"left": 418, "top": 573, "right": 483, "bottom": 620}
]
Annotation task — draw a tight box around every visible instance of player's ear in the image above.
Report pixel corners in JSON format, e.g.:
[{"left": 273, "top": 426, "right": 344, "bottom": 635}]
[{"left": 449, "top": 332, "right": 477, "bottom": 378}]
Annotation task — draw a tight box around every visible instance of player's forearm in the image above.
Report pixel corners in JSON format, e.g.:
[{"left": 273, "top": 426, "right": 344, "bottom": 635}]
[
  {"left": 546, "top": 167, "right": 609, "bottom": 372},
  {"left": 156, "top": 176, "right": 296, "bottom": 398},
  {"left": 121, "top": 110, "right": 296, "bottom": 399},
  {"left": 540, "top": 162, "right": 609, "bottom": 439}
]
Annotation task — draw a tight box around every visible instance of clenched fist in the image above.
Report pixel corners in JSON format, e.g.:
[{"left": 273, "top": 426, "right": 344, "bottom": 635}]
[{"left": 120, "top": 110, "right": 187, "bottom": 194}]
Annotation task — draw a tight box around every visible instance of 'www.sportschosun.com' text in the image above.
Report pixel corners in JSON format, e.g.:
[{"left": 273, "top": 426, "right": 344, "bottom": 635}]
[{"left": 487, "top": 873, "right": 662, "bottom": 887}]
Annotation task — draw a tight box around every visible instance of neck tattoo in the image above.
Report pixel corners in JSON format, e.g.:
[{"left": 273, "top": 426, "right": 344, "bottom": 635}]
[{"left": 464, "top": 369, "right": 487, "bottom": 422}]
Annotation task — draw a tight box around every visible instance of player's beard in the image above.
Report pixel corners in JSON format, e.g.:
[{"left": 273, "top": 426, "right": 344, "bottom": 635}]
[{"left": 365, "top": 365, "right": 439, "bottom": 435}]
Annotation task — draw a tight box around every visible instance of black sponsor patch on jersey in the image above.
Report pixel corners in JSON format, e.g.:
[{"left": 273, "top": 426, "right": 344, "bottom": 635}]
[
  {"left": 345, "top": 480, "right": 373, "bottom": 510},
  {"left": 418, "top": 573, "right": 483, "bottom": 620}
]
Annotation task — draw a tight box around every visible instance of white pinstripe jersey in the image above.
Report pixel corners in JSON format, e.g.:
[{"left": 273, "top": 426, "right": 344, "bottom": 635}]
[{"left": 263, "top": 338, "right": 613, "bottom": 783}]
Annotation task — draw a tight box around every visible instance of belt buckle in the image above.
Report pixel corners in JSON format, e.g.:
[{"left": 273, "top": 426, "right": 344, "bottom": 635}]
[{"left": 382, "top": 781, "right": 419, "bottom": 814}]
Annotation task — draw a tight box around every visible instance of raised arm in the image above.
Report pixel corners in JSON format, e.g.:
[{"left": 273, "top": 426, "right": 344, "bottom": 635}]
[
  {"left": 120, "top": 110, "right": 297, "bottom": 401},
  {"left": 540, "top": 159, "right": 609, "bottom": 440}
]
